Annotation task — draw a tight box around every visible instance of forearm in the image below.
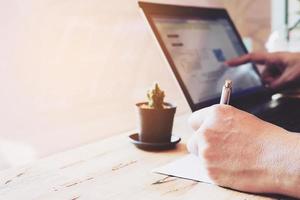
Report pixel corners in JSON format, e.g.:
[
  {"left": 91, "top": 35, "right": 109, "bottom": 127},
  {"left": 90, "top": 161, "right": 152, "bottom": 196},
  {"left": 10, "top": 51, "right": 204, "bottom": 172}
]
[{"left": 276, "top": 132, "right": 300, "bottom": 198}]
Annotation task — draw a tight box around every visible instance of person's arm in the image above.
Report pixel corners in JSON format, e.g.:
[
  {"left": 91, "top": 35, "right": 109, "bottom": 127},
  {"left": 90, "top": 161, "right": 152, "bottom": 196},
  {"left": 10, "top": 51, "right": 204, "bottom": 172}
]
[
  {"left": 187, "top": 105, "right": 300, "bottom": 198},
  {"left": 225, "top": 52, "right": 300, "bottom": 89},
  {"left": 276, "top": 133, "right": 300, "bottom": 197}
]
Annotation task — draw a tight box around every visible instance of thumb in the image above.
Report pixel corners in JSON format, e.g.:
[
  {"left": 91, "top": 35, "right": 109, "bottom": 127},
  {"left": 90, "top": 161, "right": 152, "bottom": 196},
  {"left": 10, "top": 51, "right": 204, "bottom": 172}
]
[{"left": 269, "top": 73, "right": 289, "bottom": 89}]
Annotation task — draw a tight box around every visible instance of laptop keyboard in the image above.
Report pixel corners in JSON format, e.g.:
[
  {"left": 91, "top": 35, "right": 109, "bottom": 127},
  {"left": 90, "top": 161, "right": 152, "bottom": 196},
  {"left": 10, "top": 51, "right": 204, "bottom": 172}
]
[{"left": 254, "top": 98, "right": 300, "bottom": 133}]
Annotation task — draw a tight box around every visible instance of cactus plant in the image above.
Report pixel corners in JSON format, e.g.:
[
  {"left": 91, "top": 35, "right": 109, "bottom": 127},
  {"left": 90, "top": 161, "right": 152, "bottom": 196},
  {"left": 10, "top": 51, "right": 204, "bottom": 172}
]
[
  {"left": 147, "top": 83, "right": 165, "bottom": 109},
  {"left": 136, "top": 82, "right": 177, "bottom": 145}
]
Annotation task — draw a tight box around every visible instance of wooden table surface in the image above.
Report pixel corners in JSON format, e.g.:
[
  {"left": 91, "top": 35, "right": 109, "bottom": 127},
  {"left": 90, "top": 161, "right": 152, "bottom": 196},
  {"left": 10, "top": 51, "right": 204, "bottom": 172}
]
[{"left": 0, "top": 114, "right": 286, "bottom": 200}]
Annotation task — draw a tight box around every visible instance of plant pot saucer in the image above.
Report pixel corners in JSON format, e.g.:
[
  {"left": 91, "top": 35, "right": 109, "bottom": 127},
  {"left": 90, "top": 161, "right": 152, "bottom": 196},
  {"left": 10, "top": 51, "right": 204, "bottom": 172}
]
[{"left": 129, "top": 133, "right": 181, "bottom": 151}]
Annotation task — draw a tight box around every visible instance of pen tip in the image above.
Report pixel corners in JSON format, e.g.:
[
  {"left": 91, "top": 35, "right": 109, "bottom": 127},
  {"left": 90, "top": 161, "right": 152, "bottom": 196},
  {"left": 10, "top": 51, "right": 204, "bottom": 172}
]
[{"left": 225, "top": 80, "right": 232, "bottom": 88}]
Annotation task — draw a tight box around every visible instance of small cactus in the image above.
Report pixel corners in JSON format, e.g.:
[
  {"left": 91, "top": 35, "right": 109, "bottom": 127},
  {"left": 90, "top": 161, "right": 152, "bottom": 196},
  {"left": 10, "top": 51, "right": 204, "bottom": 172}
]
[{"left": 147, "top": 83, "right": 165, "bottom": 109}]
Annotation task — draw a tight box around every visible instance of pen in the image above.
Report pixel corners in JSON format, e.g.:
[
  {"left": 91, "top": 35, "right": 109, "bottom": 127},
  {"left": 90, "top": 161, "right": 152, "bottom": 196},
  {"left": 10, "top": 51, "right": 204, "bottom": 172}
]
[{"left": 220, "top": 80, "right": 232, "bottom": 105}]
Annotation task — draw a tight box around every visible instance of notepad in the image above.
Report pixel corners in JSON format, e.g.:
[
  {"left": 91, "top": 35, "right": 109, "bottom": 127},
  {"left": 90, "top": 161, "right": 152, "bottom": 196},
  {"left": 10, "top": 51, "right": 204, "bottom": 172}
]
[{"left": 153, "top": 154, "right": 213, "bottom": 184}]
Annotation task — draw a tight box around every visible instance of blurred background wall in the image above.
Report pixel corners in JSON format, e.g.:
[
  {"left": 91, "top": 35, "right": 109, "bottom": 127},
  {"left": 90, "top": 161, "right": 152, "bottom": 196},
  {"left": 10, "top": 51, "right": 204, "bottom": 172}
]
[{"left": 0, "top": 0, "right": 272, "bottom": 169}]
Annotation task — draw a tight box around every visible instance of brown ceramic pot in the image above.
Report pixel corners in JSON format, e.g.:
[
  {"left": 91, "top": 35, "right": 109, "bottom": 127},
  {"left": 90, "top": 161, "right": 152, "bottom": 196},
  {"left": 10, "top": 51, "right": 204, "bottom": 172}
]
[{"left": 136, "top": 102, "right": 176, "bottom": 143}]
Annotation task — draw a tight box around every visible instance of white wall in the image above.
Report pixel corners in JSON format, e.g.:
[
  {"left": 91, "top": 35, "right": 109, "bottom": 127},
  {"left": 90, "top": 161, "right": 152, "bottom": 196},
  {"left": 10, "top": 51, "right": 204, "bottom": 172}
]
[
  {"left": 0, "top": 0, "right": 221, "bottom": 169},
  {"left": 271, "top": 0, "right": 300, "bottom": 31},
  {"left": 271, "top": 0, "right": 286, "bottom": 32}
]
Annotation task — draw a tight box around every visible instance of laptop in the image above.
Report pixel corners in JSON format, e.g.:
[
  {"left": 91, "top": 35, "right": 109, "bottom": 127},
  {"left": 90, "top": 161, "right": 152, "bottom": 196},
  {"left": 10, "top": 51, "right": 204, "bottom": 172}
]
[{"left": 139, "top": 2, "right": 300, "bottom": 132}]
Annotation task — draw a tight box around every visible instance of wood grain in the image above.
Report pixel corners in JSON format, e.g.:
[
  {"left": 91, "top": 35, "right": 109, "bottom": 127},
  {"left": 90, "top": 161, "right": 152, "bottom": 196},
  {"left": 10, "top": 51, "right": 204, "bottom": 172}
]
[{"left": 0, "top": 114, "right": 275, "bottom": 200}]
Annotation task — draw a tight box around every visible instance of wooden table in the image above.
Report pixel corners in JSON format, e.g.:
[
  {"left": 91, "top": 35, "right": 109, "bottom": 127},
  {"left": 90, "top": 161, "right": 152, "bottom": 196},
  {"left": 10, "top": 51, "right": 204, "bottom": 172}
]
[{"left": 0, "top": 114, "right": 286, "bottom": 200}]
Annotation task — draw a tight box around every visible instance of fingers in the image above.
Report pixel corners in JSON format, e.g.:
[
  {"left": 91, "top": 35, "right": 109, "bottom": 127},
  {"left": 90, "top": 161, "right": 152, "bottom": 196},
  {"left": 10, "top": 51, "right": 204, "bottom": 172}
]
[
  {"left": 187, "top": 133, "right": 199, "bottom": 155},
  {"left": 269, "top": 73, "right": 289, "bottom": 89},
  {"left": 261, "top": 65, "right": 290, "bottom": 89},
  {"left": 187, "top": 127, "right": 209, "bottom": 157},
  {"left": 261, "top": 67, "right": 277, "bottom": 85},
  {"left": 187, "top": 106, "right": 217, "bottom": 156},
  {"left": 188, "top": 105, "right": 233, "bottom": 131},
  {"left": 188, "top": 106, "right": 215, "bottom": 131},
  {"left": 187, "top": 105, "right": 235, "bottom": 156},
  {"left": 225, "top": 52, "right": 269, "bottom": 66}
]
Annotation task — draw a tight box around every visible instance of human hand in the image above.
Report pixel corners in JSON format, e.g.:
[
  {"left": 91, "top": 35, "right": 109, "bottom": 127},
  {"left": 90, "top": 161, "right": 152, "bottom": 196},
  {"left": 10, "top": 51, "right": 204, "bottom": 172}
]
[
  {"left": 187, "top": 105, "right": 300, "bottom": 195},
  {"left": 226, "top": 52, "right": 300, "bottom": 89}
]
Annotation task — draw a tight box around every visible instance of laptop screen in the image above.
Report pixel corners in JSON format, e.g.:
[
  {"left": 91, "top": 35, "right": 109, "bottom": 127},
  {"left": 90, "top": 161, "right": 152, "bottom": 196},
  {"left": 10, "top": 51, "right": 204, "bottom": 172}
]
[
  {"left": 153, "top": 15, "right": 262, "bottom": 104},
  {"left": 139, "top": 2, "right": 264, "bottom": 110}
]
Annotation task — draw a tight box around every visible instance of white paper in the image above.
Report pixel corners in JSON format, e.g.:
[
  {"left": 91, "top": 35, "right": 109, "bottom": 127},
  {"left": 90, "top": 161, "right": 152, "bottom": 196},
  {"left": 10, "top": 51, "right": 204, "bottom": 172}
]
[{"left": 153, "top": 154, "right": 213, "bottom": 184}]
